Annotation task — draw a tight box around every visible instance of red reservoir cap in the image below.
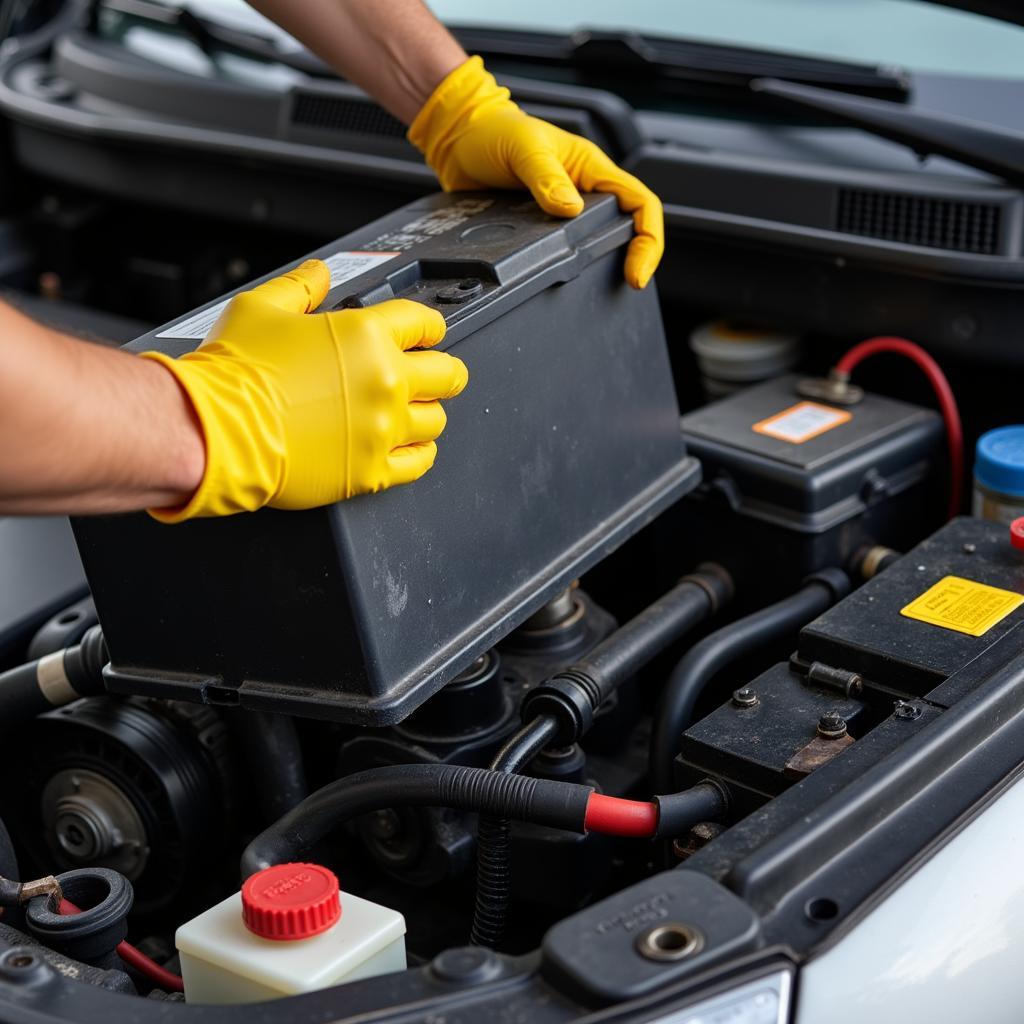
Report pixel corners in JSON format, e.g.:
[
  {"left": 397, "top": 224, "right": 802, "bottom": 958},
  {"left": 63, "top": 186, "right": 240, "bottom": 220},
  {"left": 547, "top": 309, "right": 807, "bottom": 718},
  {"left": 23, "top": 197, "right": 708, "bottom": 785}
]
[
  {"left": 1011, "top": 518, "right": 1024, "bottom": 551},
  {"left": 241, "top": 863, "right": 341, "bottom": 941}
]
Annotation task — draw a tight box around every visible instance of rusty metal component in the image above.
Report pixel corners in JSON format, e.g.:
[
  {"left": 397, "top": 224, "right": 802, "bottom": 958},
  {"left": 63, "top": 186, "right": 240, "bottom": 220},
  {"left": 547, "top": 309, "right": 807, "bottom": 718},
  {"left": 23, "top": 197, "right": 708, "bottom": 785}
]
[
  {"left": 816, "top": 711, "right": 849, "bottom": 739},
  {"left": 785, "top": 732, "right": 855, "bottom": 780},
  {"left": 672, "top": 821, "right": 726, "bottom": 861},
  {"left": 0, "top": 874, "right": 63, "bottom": 908}
]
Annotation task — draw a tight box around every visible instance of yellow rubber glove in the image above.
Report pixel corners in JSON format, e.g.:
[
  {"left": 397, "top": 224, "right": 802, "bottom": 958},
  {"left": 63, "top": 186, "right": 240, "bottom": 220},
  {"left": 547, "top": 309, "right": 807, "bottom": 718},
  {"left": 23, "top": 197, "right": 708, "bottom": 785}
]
[
  {"left": 141, "top": 259, "right": 468, "bottom": 522},
  {"left": 408, "top": 56, "right": 663, "bottom": 289}
]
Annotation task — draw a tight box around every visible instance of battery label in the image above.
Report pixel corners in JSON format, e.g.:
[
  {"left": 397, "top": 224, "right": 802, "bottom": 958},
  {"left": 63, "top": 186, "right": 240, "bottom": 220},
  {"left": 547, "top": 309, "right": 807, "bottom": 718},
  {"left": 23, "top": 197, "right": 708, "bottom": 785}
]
[
  {"left": 360, "top": 197, "right": 494, "bottom": 252},
  {"left": 900, "top": 575, "right": 1024, "bottom": 637},
  {"left": 752, "top": 401, "right": 852, "bottom": 444},
  {"left": 155, "top": 250, "right": 401, "bottom": 341}
]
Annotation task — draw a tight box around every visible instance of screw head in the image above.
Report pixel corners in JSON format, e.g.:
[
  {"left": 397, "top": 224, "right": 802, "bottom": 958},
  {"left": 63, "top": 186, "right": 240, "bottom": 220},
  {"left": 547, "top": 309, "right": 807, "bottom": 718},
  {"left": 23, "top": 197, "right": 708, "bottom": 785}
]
[
  {"left": 732, "top": 688, "right": 758, "bottom": 708},
  {"left": 817, "top": 711, "right": 848, "bottom": 738}
]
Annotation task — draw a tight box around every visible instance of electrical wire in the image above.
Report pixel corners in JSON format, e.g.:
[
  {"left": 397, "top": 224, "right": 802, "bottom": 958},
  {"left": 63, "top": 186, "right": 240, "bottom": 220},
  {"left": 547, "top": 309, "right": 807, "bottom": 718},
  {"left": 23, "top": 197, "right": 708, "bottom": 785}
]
[
  {"left": 583, "top": 793, "right": 657, "bottom": 837},
  {"left": 834, "top": 336, "right": 963, "bottom": 519},
  {"left": 58, "top": 898, "right": 184, "bottom": 994}
]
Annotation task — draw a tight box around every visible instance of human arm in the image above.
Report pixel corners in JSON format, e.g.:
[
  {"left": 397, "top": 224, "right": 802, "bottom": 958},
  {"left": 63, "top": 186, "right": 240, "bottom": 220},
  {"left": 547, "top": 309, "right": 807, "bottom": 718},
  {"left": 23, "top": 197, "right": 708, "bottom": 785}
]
[
  {"left": 0, "top": 301, "right": 205, "bottom": 514},
  {"left": 0, "top": 261, "right": 467, "bottom": 519},
  {"left": 246, "top": 0, "right": 664, "bottom": 287}
]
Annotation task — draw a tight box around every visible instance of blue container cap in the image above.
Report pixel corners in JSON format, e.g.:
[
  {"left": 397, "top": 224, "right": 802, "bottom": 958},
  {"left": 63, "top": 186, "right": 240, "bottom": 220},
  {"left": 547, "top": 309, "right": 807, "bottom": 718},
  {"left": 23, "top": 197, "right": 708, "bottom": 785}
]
[{"left": 975, "top": 426, "right": 1024, "bottom": 497}]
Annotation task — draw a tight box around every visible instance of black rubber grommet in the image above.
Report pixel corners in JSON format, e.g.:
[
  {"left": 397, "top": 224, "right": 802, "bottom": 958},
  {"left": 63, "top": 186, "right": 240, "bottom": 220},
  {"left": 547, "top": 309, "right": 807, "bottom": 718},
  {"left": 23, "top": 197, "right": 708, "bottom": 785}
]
[{"left": 25, "top": 868, "right": 133, "bottom": 965}]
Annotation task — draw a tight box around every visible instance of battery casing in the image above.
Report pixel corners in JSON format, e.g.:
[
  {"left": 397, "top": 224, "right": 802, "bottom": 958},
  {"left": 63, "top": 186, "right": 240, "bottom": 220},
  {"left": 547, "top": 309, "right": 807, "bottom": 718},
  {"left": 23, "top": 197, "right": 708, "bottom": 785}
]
[
  {"left": 676, "top": 375, "right": 944, "bottom": 597},
  {"left": 72, "top": 193, "right": 699, "bottom": 725}
]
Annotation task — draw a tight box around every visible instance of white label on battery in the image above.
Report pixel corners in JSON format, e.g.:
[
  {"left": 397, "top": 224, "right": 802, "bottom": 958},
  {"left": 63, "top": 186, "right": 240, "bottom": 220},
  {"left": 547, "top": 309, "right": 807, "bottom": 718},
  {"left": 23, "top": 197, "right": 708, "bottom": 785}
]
[
  {"left": 321, "top": 249, "right": 400, "bottom": 287},
  {"left": 155, "top": 250, "right": 401, "bottom": 340},
  {"left": 752, "top": 401, "right": 851, "bottom": 444},
  {"left": 155, "top": 300, "right": 232, "bottom": 341}
]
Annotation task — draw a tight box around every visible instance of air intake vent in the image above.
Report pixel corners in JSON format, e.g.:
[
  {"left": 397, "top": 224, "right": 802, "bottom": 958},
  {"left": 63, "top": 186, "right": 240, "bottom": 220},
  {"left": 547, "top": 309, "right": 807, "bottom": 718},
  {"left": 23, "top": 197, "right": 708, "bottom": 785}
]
[
  {"left": 836, "top": 188, "right": 1001, "bottom": 255},
  {"left": 290, "top": 93, "right": 407, "bottom": 138}
]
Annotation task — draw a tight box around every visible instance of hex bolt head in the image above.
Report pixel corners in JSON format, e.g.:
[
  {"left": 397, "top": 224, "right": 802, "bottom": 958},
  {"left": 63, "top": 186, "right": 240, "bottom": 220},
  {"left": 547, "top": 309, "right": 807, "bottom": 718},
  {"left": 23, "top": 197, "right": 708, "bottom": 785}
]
[
  {"left": 732, "top": 687, "right": 758, "bottom": 708},
  {"left": 817, "top": 711, "right": 848, "bottom": 738}
]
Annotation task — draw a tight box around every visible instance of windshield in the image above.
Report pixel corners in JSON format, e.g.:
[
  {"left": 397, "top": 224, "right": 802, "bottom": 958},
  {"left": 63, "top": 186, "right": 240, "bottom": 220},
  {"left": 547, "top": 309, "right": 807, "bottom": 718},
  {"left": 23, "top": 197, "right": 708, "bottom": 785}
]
[
  {"left": 107, "top": 0, "right": 1024, "bottom": 82},
  {"left": 431, "top": 0, "right": 1024, "bottom": 80}
]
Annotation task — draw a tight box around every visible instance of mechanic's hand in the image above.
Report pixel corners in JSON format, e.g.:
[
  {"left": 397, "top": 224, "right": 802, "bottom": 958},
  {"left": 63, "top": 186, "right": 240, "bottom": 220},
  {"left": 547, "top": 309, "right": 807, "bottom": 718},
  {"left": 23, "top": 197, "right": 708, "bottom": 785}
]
[
  {"left": 409, "top": 56, "right": 663, "bottom": 289},
  {"left": 142, "top": 259, "right": 468, "bottom": 522}
]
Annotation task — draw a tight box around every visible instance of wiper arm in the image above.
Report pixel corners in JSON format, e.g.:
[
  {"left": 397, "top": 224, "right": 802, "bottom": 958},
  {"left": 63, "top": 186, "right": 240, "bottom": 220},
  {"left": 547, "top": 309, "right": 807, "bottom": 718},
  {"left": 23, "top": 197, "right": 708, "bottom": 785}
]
[
  {"left": 454, "top": 26, "right": 910, "bottom": 101},
  {"left": 752, "top": 77, "right": 1024, "bottom": 188}
]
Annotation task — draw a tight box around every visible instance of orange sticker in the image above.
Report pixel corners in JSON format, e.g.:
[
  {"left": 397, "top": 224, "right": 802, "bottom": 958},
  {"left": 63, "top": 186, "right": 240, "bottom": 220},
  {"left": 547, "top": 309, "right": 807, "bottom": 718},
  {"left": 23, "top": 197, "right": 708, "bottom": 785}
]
[{"left": 752, "top": 402, "right": 852, "bottom": 444}]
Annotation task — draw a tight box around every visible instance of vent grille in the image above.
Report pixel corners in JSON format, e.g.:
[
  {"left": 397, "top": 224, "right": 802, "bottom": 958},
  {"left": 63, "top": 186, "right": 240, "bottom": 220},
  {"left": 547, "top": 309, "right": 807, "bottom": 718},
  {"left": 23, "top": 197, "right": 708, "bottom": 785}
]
[
  {"left": 290, "top": 93, "right": 407, "bottom": 138},
  {"left": 836, "top": 188, "right": 1001, "bottom": 255}
]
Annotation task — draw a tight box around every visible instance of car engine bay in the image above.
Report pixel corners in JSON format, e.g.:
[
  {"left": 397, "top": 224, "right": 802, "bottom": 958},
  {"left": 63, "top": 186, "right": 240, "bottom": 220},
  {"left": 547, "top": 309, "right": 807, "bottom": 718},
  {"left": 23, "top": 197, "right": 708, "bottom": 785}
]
[{"left": 1, "top": 3, "right": 1024, "bottom": 1022}]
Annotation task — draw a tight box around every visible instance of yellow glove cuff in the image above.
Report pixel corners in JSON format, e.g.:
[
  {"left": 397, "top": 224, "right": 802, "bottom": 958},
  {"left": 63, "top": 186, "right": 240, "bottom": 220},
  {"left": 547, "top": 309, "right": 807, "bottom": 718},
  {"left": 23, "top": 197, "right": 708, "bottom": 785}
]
[
  {"left": 408, "top": 56, "right": 512, "bottom": 180},
  {"left": 141, "top": 349, "right": 284, "bottom": 523}
]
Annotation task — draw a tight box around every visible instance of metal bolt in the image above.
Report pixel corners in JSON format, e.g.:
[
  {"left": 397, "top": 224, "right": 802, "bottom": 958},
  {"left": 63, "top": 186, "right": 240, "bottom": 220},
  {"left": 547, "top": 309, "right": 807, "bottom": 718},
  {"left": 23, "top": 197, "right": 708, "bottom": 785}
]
[
  {"left": 672, "top": 821, "right": 725, "bottom": 860},
  {"left": 963, "top": 543, "right": 977, "bottom": 554},
  {"left": 732, "top": 687, "right": 758, "bottom": 708},
  {"left": 894, "top": 700, "right": 923, "bottom": 721},
  {"left": 817, "top": 711, "right": 848, "bottom": 738}
]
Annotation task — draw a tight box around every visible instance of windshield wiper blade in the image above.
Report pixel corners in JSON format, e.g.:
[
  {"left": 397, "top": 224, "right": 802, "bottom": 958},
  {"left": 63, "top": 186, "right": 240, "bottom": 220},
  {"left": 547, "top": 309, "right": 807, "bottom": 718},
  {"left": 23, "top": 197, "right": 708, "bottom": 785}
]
[
  {"left": 752, "top": 77, "right": 1024, "bottom": 187},
  {"left": 453, "top": 26, "right": 910, "bottom": 101}
]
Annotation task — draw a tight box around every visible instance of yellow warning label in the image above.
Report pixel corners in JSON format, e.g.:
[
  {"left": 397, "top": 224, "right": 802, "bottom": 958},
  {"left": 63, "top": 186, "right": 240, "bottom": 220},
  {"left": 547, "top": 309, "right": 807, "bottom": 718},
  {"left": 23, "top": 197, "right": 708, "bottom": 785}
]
[{"left": 900, "top": 575, "right": 1024, "bottom": 637}]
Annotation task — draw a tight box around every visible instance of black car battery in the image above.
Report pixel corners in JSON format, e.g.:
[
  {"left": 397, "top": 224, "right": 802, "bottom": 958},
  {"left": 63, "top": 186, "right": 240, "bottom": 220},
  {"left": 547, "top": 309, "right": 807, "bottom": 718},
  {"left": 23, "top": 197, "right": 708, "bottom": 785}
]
[
  {"left": 675, "top": 375, "right": 945, "bottom": 599},
  {"left": 675, "top": 517, "right": 1024, "bottom": 805},
  {"left": 72, "top": 193, "right": 700, "bottom": 725},
  {"left": 798, "top": 516, "right": 1024, "bottom": 704}
]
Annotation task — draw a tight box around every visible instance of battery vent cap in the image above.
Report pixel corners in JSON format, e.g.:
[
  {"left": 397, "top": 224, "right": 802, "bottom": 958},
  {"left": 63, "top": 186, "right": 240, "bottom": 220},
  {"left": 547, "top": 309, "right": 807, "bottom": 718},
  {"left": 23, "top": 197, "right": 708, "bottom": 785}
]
[{"left": 241, "top": 863, "right": 340, "bottom": 941}]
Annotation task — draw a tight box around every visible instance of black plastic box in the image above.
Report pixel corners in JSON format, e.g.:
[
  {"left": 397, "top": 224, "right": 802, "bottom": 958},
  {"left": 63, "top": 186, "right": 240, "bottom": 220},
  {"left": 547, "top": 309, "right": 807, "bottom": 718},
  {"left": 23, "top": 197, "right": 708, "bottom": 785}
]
[
  {"left": 798, "top": 516, "right": 1024, "bottom": 702},
  {"left": 72, "top": 193, "right": 699, "bottom": 725},
  {"left": 675, "top": 375, "right": 944, "bottom": 596}
]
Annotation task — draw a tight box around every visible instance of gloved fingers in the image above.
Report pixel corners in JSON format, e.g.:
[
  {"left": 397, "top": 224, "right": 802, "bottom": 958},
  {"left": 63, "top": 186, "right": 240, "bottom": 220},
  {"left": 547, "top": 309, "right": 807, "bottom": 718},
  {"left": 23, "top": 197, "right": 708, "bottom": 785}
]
[
  {"left": 403, "top": 349, "right": 469, "bottom": 400},
  {"left": 365, "top": 299, "right": 447, "bottom": 351},
  {"left": 573, "top": 145, "right": 665, "bottom": 289},
  {"left": 245, "top": 259, "right": 331, "bottom": 313},
  {"left": 386, "top": 441, "right": 438, "bottom": 486},
  {"left": 404, "top": 401, "right": 448, "bottom": 444},
  {"left": 508, "top": 139, "right": 585, "bottom": 218}
]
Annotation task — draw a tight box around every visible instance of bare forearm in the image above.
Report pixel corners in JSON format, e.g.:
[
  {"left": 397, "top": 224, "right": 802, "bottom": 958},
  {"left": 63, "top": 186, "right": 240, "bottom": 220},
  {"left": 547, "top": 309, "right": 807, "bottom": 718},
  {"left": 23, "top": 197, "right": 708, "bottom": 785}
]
[
  {"left": 0, "top": 303, "right": 204, "bottom": 515},
  {"left": 248, "top": 0, "right": 465, "bottom": 123}
]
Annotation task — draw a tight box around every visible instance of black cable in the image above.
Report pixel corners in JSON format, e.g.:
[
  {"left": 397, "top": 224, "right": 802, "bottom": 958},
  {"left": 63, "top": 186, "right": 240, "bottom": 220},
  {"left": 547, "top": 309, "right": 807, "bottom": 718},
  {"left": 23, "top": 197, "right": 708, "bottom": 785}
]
[
  {"left": 650, "top": 570, "right": 850, "bottom": 793},
  {"left": 470, "top": 716, "right": 558, "bottom": 948},
  {"left": 471, "top": 566, "right": 732, "bottom": 949},
  {"left": 240, "top": 762, "right": 594, "bottom": 879}
]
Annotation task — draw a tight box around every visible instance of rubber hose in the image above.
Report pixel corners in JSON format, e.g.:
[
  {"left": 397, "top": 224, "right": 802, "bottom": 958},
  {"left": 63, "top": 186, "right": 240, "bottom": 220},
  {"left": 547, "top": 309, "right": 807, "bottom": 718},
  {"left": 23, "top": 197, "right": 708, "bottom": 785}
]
[
  {"left": 228, "top": 710, "right": 309, "bottom": 824},
  {"left": 469, "top": 715, "right": 559, "bottom": 948},
  {"left": 0, "top": 626, "right": 107, "bottom": 737},
  {"left": 241, "top": 761, "right": 593, "bottom": 878},
  {"left": 650, "top": 571, "right": 849, "bottom": 793}
]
